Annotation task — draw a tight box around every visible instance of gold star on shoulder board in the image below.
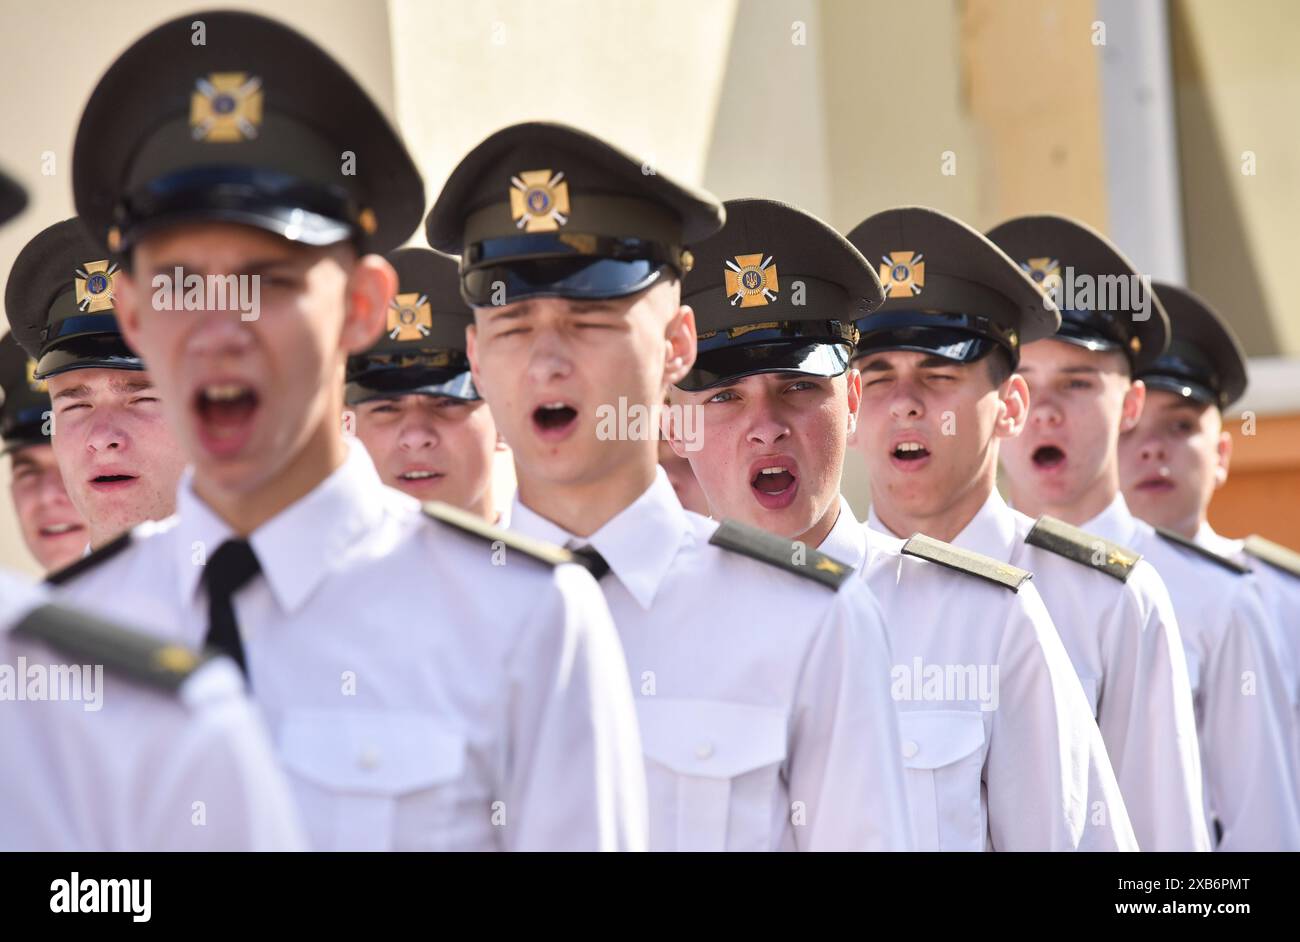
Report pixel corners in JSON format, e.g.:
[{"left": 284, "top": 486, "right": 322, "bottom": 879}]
[
  {"left": 190, "top": 72, "right": 264, "bottom": 143},
  {"left": 153, "top": 645, "right": 199, "bottom": 674},
  {"left": 815, "top": 557, "right": 846, "bottom": 576},
  {"left": 1107, "top": 548, "right": 1136, "bottom": 568}
]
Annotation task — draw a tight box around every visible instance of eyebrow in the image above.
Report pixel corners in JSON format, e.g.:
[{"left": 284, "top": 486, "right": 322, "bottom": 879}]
[
  {"left": 857, "top": 355, "right": 958, "bottom": 373},
  {"left": 51, "top": 378, "right": 154, "bottom": 402},
  {"left": 150, "top": 256, "right": 301, "bottom": 276}
]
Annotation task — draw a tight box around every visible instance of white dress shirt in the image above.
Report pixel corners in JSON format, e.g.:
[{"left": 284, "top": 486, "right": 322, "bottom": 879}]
[
  {"left": 837, "top": 499, "right": 1136, "bottom": 851},
  {"left": 1197, "top": 522, "right": 1300, "bottom": 819},
  {"left": 1, "top": 570, "right": 306, "bottom": 850},
  {"left": 946, "top": 491, "right": 1208, "bottom": 850},
  {"left": 52, "top": 440, "right": 648, "bottom": 851},
  {"left": 1082, "top": 494, "right": 1300, "bottom": 849},
  {"left": 509, "top": 470, "right": 912, "bottom": 851}
]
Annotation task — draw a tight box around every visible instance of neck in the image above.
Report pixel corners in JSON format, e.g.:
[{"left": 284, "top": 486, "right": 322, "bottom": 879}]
[
  {"left": 874, "top": 453, "right": 998, "bottom": 543},
  {"left": 89, "top": 525, "right": 124, "bottom": 550},
  {"left": 194, "top": 414, "right": 347, "bottom": 536},
  {"left": 517, "top": 454, "right": 656, "bottom": 539},
  {"left": 797, "top": 498, "right": 843, "bottom": 549},
  {"left": 1010, "top": 462, "right": 1118, "bottom": 527}
]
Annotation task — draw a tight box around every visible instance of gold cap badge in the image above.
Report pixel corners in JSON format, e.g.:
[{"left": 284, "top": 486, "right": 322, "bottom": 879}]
[
  {"left": 880, "top": 251, "right": 924, "bottom": 298},
  {"left": 510, "top": 170, "right": 570, "bottom": 232},
  {"left": 25, "top": 359, "right": 46, "bottom": 394},
  {"left": 191, "top": 72, "right": 264, "bottom": 142},
  {"left": 1020, "top": 257, "right": 1061, "bottom": 299},
  {"left": 388, "top": 293, "right": 433, "bottom": 342},
  {"left": 74, "top": 260, "right": 118, "bottom": 313},
  {"left": 724, "top": 253, "right": 779, "bottom": 307}
]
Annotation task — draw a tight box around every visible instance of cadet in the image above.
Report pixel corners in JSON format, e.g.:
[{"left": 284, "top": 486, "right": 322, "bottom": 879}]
[
  {"left": 0, "top": 332, "right": 87, "bottom": 571},
  {"left": 51, "top": 11, "right": 646, "bottom": 851},
  {"left": 0, "top": 168, "right": 304, "bottom": 852},
  {"left": 429, "top": 124, "right": 912, "bottom": 851},
  {"left": 667, "top": 198, "right": 1134, "bottom": 851},
  {"left": 7, "top": 218, "right": 187, "bottom": 552},
  {"left": 345, "top": 247, "right": 507, "bottom": 522},
  {"left": 991, "top": 214, "right": 1300, "bottom": 849},
  {"left": 1119, "top": 282, "right": 1300, "bottom": 793},
  {"left": 840, "top": 206, "right": 1206, "bottom": 850}
]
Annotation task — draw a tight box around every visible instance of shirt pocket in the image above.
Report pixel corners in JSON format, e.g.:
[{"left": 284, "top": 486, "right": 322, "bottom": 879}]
[
  {"left": 897, "top": 709, "right": 987, "bottom": 852},
  {"left": 278, "top": 709, "right": 473, "bottom": 851},
  {"left": 636, "top": 699, "right": 787, "bottom": 851}
]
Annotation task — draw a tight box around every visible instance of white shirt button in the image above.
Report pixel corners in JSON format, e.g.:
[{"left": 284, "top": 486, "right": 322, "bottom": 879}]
[
  {"left": 902, "top": 740, "right": 919, "bottom": 759},
  {"left": 358, "top": 746, "right": 381, "bottom": 770},
  {"left": 695, "top": 742, "right": 714, "bottom": 760}
]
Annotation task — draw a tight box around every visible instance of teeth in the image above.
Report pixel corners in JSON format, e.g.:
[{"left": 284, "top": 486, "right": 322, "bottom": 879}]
[
  {"left": 896, "top": 442, "right": 924, "bottom": 453},
  {"left": 204, "top": 384, "right": 248, "bottom": 401},
  {"left": 41, "top": 524, "right": 79, "bottom": 535},
  {"left": 758, "top": 467, "right": 786, "bottom": 475},
  {"left": 540, "top": 402, "right": 568, "bottom": 410},
  {"left": 401, "top": 471, "right": 438, "bottom": 480}
]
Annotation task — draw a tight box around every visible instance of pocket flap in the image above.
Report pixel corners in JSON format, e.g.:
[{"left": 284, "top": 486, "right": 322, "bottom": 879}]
[
  {"left": 897, "top": 710, "right": 986, "bottom": 770},
  {"left": 279, "top": 709, "right": 465, "bottom": 795},
  {"left": 636, "top": 698, "right": 787, "bottom": 779}
]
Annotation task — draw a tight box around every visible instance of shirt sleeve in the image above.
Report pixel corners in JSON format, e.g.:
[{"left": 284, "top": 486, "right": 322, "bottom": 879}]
[
  {"left": 1201, "top": 578, "right": 1300, "bottom": 850},
  {"left": 986, "top": 582, "right": 1138, "bottom": 851},
  {"left": 1094, "top": 563, "right": 1210, "bottom": 850},
  {"left": 787, "top": 578, "right": 913, "bottom": 851},
  {"left": 502, "top": 562, "right": 648, "bottom": 851}
]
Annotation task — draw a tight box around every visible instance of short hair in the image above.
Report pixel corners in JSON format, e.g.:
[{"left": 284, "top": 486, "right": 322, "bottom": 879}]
[{"left": 984, "top": 347, "right": 1015, "bottom": 387}]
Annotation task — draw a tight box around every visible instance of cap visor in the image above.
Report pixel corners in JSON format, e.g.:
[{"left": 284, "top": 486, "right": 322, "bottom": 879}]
[{"left": 677, "top": 341, "right": 850, "bottom": 392}]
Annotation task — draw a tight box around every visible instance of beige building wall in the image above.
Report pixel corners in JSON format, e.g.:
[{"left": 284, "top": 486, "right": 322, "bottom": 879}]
[{"left": 0, "top": 0, "right": 1295, "bottom": 570}]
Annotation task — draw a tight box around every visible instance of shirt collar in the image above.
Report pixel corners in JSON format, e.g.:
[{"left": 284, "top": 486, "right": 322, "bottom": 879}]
[
  {"left": 952, "top": 490, "right": 1019, "bottom": 558},
  {"left": 510, "top": 469, "right": 691, "bottom": 610},
  {"left": 819, "top": 496, "right": 868, "bottom": 569},
  {"left": 1196, "top": 520, "right": 1242, "bottom": 557},
  {"left": 1081, "top": 491, "right": 1139, "bottom": 545},
  {"left": 175, "top": 438, "right": 389, "bottom": 613}
]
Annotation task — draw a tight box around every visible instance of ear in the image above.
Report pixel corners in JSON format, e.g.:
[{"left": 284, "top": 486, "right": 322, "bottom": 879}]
[
  {"left": 663, "top": 302, "right": 697, "bottom": 389},
  {"left": 845, "top": 367, "right": 862, "bottom": 438},
  {"left": 1119, "top": 378, "right": 1147, "bottom": 433},
  {"left": 112, "top": 267, "right": 146, "bottom": 357},
  {"left": 340, "top": 253, "right": 396, "bottom": 356},
  {"left": 664, "top": 388, "right": 691, "bottom": 460},
  {"left": 995, "top": 373, "right": 1029, "bottom": 440},
  {"left": 465, "top": 320, "right": 487, "bottom": 400},
  {"left": 1214, "top": 427, "right": 1233, "bottom": 488}
]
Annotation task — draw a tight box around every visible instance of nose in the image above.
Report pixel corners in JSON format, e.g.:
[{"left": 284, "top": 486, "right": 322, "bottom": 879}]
[
  {"left": 398, "top": 412, "right": 440, "bottom": 452},
  {"left": 746, "top": 390, "right": 791, "bottom": 448},
  {"left": 1138, "top": 434, "right": 1165, "bottom": 464},
  {"left": 1028, "top": 393, "right": 1063, "bottom": 429},
  {"left": 186, "top": 313, "right": 256, "bottom": 358},
  {"left": 85, "top": 411, "right": 128, "bottom": 454},
  {"left": 887, "top": 381, "right": 925, "bottom": 422},
  {"left": 524, "top": 322, "right": 573, "bottom": 386},
  {"left": 36, "top": 470, "right": 75, "bottom": 508}
]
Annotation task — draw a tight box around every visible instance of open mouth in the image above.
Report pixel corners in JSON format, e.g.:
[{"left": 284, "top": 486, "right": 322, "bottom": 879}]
[
  {"left": 893, "top": 441, "right": 930, "bottom": 462},
  {"left": 88, "top": 473, "right": 138, "bottom": 490},
  {"left": 749, "top": 459, "right": 799, "bottom": 510},
  {"left": 399, "top": 470, "right": 444, "bottom": 482},
  {"left": 1032, "top": 445, "right": 1066, "bottom": 470},
  {"left": 532, "top": 401, "right": 578, "bottom": 440},
  {"left": 1136, "top": 475, "right": 1175, "bottom": 493},
  {"left": 38, "top": 522, "right": 84, "bottom": 539},
  {"left": 194, "top": 382, "right": 261, "bottom": 457}
]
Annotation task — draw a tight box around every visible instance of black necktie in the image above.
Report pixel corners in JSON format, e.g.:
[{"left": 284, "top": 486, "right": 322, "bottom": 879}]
[
  {"left": 570, "top": 544, "right": 610, "bottom": 581},
  {"left": 202, "top": 539, "right": 261, "bottom": 678}
]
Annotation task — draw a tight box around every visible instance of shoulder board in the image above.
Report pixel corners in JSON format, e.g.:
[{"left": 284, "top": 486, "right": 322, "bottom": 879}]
[
  {"left": 901, "top": 533, "right": 1032, "bottom": 592},
  {"left": 709, "top": 519, "right": 852, "bottom": 590},
  {"left": 1154, "top": 526, "right": 1252, "bottom": 575},
  {"left": 422, "top": 500, "right": 575, "bottom": 568},
  {"left": 1025, "top": 515, "right": 1141, "bottom": 582},
  {"left": 12, "top": 603, "right": 207, "bottom": 693},
  {"left": 44, "top": 531, "right": 132, "bottom": 586},
  {"left": 1243, "top": 535, "right": 1300, "bottom": 580}
]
